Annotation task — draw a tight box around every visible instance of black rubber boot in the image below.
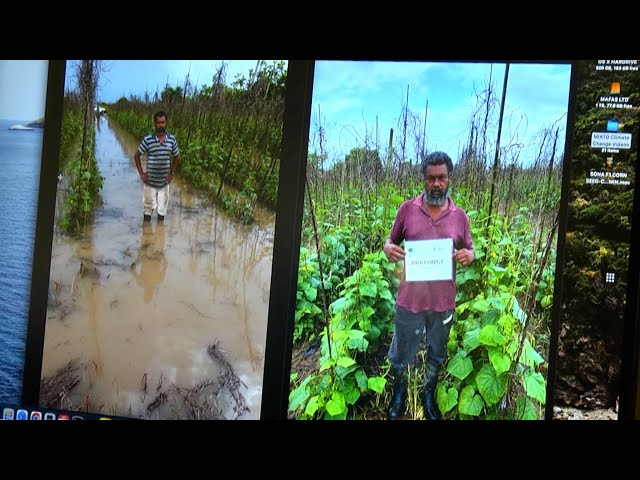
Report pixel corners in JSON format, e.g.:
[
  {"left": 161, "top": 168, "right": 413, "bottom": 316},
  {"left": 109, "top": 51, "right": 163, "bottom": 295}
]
[
  {"left": 387, "top": 368, "right": 407, "bottom": 420},
  {"left": 157, "top": 215, "right": 164, "bottom": 221},
  {"left": 143, "top": 214, "right": 151, "bottom": 222},
  {"left": 423, "top": 364, "right": 441, "bottom": 420},
  {"left": 423, "top": 388, "right": 441, "bottom": 420}
]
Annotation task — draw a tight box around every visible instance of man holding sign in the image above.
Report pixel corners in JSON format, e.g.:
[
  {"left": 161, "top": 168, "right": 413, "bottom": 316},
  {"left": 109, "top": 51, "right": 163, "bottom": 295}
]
[{"left": 383, "top": 151, "right": 475, "bottom": 420}]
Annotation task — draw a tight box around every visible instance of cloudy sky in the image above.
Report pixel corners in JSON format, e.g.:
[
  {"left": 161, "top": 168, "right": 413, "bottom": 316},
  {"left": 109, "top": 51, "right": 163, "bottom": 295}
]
[
  {"left": 309, "top": 61, "right": 572, "bottom": 167},
  {"left": 0, "top": 60, "right": 49, "bottom": 121}
]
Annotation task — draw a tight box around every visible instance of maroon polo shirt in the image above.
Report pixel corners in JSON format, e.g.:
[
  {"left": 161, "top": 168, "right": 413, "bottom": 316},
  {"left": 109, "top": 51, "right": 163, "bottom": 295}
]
[{"left": 389, "top": 195, "right": 474, "bottom": 313}]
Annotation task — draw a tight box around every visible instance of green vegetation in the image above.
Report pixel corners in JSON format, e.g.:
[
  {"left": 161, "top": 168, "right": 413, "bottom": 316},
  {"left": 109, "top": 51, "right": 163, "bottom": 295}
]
[
  {"left": 289, "top": 78, "right": 563, "bottom": 420},
  {"left": 59, "top": 61, "right": 104, "bottom": 234},
  {"left": 106, "top": 60, "right": 287, "bottom": 223}
]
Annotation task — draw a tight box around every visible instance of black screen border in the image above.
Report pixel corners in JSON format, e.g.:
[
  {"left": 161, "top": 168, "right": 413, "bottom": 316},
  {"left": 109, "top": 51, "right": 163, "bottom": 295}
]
[
  {"left": 260, "top": 60, "right": 315, "bottom": 420},
  {"left": 21, "top": 60, "right": 66, "bottom": 406},
  {"left": 544, "top": 61, "right": 577, "bottom": 419}
]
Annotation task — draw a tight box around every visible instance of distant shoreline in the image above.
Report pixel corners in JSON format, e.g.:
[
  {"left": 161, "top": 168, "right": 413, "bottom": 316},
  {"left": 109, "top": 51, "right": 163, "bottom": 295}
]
[
  {"left": 7, "top": 117, "right": 44, "bottom": 130},
  {"left": 26, "top": 118, "right": 45, "bottom": 128}
]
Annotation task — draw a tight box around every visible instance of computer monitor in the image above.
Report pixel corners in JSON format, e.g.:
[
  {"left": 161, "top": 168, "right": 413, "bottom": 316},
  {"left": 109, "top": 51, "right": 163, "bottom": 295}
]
[{"left": 2, "top": 59, "right": 640, "bottom": 422}]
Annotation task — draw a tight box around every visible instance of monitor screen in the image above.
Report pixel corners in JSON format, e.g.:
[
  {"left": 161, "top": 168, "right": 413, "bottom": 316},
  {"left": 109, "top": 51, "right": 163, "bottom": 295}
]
[{"left": 282, "top": 59, "right": 640, "bottom": 421}]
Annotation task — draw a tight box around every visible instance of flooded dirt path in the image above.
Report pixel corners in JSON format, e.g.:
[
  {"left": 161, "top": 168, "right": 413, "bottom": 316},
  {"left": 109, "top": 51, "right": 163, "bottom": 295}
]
[{"left": 41, "top": 116, "right": 274, "bottom": 419}]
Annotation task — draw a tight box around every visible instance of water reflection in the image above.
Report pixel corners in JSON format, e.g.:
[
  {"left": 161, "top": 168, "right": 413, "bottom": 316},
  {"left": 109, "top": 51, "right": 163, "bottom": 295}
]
[
  {"left": 42, "top": 115, "right": 275, "bottom": 419},
  {"left": 132, "top": 221, "right": 167, "bottom": 303}
]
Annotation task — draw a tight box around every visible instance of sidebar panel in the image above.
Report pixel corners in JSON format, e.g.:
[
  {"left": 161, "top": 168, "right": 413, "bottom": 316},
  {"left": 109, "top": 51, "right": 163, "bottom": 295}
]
[{"left": 554, "top": 59, "right": 640, "bottom": 420}]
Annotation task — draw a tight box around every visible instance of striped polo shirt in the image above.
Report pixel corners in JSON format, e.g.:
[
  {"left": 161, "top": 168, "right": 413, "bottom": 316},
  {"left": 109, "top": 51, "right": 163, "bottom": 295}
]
[{"left": 137, "top": 132, "right": 180, "bottom": 189}]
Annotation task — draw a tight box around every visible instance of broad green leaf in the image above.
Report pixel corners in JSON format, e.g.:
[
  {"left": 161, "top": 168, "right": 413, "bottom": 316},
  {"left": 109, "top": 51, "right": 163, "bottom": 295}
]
[
  {"left": 335, "top": 364, "right": 357, "bottom": 379},
  {"left": 458, "top": 385, "right": 484, "bottom": 416},
  {"left": 458, "top": 269, "right": 480, "bottom": 285},
  {"left": 479, "top": 324, "right": 506, "bottom": 347},
  {"left": 483, "top": 407, "right": 500, "bottom": 420},
  {"left": 289, "top": 384, "right": 310, "bottom": 411},
  {"left": 330, "top": 297, "right": 348, "bottom": 314},
  {"left": 456, "top": 301, "right": 471, "bottom": 315},
  {"left": 325, "top": 391, "right": 346, "bottom": 416},
  {"left": 520, "top": 338, "right": 545, "bottom": 368},
  {"left": 367, "top": 325, "right": 381, "bottom": 342},
  {"left": 379, "top": 289, "right": 393, "bottom": 301},
  {"left": 304, "top": 286, "right": 317, "bottom": 301},
  {"left": 471, "top": 298, "right": 491, "bottom": 313},
  {"left": 481, "top": 308, "right": 502, "bottom": 325},
  {"left": 488, "top": 348, "right": 511, "bottom": 376},
  {"left": 498, "top": 314, "right": 516, "bottom": 334},
  {"left": 319, "top": 359, "right": 332, "bottom": 372},
  {"left": 348, "top": 329, "right": 366, "bottom": 340},
  {"left": 324, "top": 410, "right": 348, "bottom": 420},
  {"left": 541, "top": 295, "right": 553, "bottom": 308},
  {"left": 524, "top": 371, "right": 546, "bottom": 404},
  {"left": 355, "top": 370, "right": 368, "bottom": 390},
  {"left": 463, "top": 327, "right": 481, "bottom": 351},
  {"left": 476, "top": 364, "right": 508, "bottom": 406},
  {"left": 359, "top": 318, "right": 371, "bottom": 333},
  {"left": 347, "top": 329, "right": 368, "bottom": 350},
  {"left": 343, "top": 387, "right": 361, "bottom": 405},
  {"left": 304, "top": 395, "right": 320, "bottom": 416},
  {"left": 436, "top": 385, "right": 459, "bottom": 414},
  {"left": 336, "top": 356, "right": 356, "bottom": 368},
  {"left": 347, "top": 333, "right": 369, "bottom": 351},
  {"left": 447, "top": 352, "right": 473, "bottom": 380},
  {"left": 361, "top": 306, "right": 375, "bottom": 319},
  {"left": 514, "top": 396, "right": 537, "bottom": 420},
  {"left": 368, "top": 376, "right": 386, "bottom": 394},
  {"left": 359, "top": 282, "right": 377, "bottom": 297}
]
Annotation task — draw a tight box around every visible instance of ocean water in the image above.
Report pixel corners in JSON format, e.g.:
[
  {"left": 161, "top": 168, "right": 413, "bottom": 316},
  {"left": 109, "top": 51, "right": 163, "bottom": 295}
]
[{"left": 0, "top": 118, "right": 42, "bottom": 403}]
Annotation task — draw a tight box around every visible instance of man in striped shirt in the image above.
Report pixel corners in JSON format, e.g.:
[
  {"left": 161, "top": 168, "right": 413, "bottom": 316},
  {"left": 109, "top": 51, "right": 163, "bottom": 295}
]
[{"left": 134, "top": 111, "right": 181, "bottom": 221}]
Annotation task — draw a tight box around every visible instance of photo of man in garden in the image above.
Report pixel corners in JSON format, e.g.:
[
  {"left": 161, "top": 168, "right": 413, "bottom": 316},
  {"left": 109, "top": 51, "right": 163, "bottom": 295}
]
[
  {"left": 288, "top": 61, "right": 570, "bottom": 421},
  {"left": 383, "top": 151, "right": 474, "bottom": 420}
]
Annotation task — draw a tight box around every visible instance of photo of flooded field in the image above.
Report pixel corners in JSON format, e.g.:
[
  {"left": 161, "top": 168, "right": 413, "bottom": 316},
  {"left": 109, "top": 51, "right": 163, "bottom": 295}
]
[{"left": 39, "top": 60, "right": 288, "bottom": 419}]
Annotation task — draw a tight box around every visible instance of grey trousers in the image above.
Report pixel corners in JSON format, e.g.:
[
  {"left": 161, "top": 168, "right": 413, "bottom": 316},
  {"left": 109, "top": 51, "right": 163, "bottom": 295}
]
[{"left": 388, "top": 306, "right": 455, "bottom": 377}]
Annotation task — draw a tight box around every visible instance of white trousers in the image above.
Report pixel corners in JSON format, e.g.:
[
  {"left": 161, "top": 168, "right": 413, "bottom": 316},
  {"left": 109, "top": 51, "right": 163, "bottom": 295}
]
[{"left": 143, "top": 183, "right": 170, "bottom": 216}]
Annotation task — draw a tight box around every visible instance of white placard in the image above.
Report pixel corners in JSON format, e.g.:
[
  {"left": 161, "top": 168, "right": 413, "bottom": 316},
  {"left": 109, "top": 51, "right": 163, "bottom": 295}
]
[{"left": 404, "top": 238, "right": 453, "bottom": 282}]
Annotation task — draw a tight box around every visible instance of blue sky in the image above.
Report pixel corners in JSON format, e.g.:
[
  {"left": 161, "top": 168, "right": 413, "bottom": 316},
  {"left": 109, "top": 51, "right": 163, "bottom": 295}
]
[
  {"left": 310, "top": 61, "right": 572, "bottom": 167},
  {"left": 0, "top": 60, "right": 49, "bottom": 121},
  {"left": 64, "top": 60, "right": 287, "bottom": 103}
]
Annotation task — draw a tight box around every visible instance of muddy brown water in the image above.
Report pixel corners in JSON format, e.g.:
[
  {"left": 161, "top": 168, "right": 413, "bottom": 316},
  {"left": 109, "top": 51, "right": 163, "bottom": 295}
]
[{"left": 41, "top": 116, "right": 275, "bottom": 419}]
